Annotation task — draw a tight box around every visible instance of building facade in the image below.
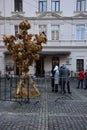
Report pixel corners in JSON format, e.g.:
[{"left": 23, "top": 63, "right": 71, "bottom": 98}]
[{"left": 0, "top": 0, "right": 87, "bottom": 76}]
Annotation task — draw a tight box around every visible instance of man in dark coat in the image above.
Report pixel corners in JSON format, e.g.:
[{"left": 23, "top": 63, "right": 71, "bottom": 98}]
[
  {"left": 60, "top": 64, "right": 71, "bottom": 94},
  {"left": 51, "top": 65, "right": 55, "bottom": 92}
]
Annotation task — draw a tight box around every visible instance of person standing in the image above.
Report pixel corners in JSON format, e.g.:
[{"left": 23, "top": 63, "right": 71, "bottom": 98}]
[
  {"left": 84, "top": 70, "right": 87, "bottom": 89},
  {"left": 59, "top": 66, "right": 63, "bottom": 91},
  {"left": 54, "top": 64, "right": 59, "bottom": 92},
  {"left": 51, "top": 65, "right": 55, "bottom": 92},
  {"left": 77, "top": 70, "right": 85, "bottom": 89},
  {"left": 60, "top": 64, "right": 71, "bottom": 94}
]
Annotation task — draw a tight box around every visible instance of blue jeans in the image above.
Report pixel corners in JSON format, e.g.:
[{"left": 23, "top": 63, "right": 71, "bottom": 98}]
[{"left": 77, "top": 79, "right": 83, "bottom": 88}]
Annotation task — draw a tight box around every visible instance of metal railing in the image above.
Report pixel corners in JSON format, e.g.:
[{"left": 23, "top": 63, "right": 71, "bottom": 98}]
[
  {"left": 0, "top": 76, "right": 77, "bottom": 104},
  {"left": 0, "top": 76, "right": 51, "bottom": 103}
]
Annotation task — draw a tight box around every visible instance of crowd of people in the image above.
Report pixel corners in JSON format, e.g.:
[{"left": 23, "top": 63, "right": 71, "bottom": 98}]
[
  {"left": 51, "top": 62, "right": 87, "bottom": 94},
  {"left": 51, "top": 62, "right": 71, "bottom": 94}
]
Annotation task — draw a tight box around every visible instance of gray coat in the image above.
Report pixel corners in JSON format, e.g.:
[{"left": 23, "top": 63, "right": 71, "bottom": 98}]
[{"left": 60, "top": 64, "right": 70, "bottom": 82}]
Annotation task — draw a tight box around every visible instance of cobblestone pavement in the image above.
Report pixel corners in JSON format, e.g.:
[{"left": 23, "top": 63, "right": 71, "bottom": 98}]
[{"left": 0, "top": 78, "right": 87, "bottom": 130}]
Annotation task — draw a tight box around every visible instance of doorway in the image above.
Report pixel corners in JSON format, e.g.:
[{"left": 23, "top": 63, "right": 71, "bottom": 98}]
[
  {"left": 35, "top": 56, "right": 44, "bottom": 77},
  {"left": 52, "top": 57, "right": 59, "bottom": 67}
]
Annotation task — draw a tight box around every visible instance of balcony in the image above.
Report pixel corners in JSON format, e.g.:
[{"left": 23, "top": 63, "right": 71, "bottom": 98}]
[{"left": 43, "top": 40, "right": 87, "bottom": 47}]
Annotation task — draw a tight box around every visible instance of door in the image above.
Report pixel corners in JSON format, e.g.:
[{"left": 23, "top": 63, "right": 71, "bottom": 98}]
[
  {"left": 52, "top": 57, "right": 59, "bottom": 67},
  {"left": 35, "top": 56, "right": 44, "bottom": 77}
]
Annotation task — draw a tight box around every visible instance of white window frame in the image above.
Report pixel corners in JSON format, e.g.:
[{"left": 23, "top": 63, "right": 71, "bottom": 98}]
[
  {"left": 14, "top": 25, "right": 21, "bottom": 38},
  {"left": 76, "top": 0, "right": 86, "bottom": 11},
  {"left": 76, "top": 24, "right": 85, "bottom": 40},
  {"left": 51, "top": 0, "right": 60, "bottom": 12},
  {"left": 51, "top": 25, "right": 59, "bottom": 40},
  {"left": 39, "top": 0, "right": 47, "bottom": 12},
  {"left": 39, "top": 25, "right": 47, "bottom": 36}
]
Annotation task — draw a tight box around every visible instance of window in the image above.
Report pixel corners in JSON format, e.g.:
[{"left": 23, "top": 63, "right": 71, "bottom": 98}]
[
  {"left": 76, "top": 59, "right": 84, "bottom": 71},
  {"left": 39, "top": 0, "right": 47, "bottom": 12},
  {"left": 76, "top": 0, "right": 86, "bottom": 11},
  {"left": 14, "top": 25, "right": 21, "bottom": 38},
  {"left": 39, "top": 25, "right": 47, "bottom": 35},
  {"left": 15, "top": 25, "right": 19, "bottom": 37},
  {"left": 76, "top": 24, "right": 85, "bottom": 40},
  {"left": 51, "top": 0, "right": 60, "bottom": 12},
  {"left": 51, "top": 25, "right": 59, "bottom": 40},
  {"left": 14, "top": 0, "right": 23, "bottom": 12}
]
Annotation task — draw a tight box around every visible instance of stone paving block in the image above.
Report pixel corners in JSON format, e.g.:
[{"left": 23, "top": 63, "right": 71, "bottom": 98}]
[{"left": 0, "top": 79, "right": 87, "bottom": 130}]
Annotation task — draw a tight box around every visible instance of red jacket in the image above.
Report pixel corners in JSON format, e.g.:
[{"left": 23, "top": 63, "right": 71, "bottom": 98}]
[{"left": 78, "top": 71, "right": 85, "bottom": 80}]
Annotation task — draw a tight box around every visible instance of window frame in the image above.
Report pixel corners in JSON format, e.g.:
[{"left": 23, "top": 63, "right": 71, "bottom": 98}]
[
  {"left": 14, "top": 0, "right": 23, "bottom": 12},
  {"left": 51, "top": 25, "right": 59, "bottom": 40},
  {"left": 76, "top": 59, "right": 84, "bottom": 71},
  {"left": 39, "top": 0, "right": 47, "bottom": 12},
  {"left": 51, "top": 0, "right": 60, "bottom": 12},
  {"left": 76, "top": 24, "right": 85, "bottom": 40},
  {"left": 14, "top": 25, "right": 21, "bottom": 38},
  {"left": 76, "top": 0, "right": 86, "bottom": 12},
  {"left": 39, "top": 25, "right": 47, "bottom": 36}
]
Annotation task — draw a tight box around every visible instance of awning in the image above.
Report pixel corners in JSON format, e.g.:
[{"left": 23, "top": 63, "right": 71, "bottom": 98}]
[
  {"left": 39, "top": 51, "right": 71, "bottom": 56},
  {"left": 4, "top": 51, "right": 71, "bottom": 56}
]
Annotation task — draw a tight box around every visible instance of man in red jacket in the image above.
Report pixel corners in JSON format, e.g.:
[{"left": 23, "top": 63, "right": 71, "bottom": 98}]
[{"left": 77, "top": 70, "right": 85, "bottom": 88}]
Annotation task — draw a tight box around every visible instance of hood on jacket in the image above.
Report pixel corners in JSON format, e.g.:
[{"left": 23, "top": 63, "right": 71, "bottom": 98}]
[
  {"left": 62, "top": 64, "right": 66, "bottom": 69},
  {"left": 54, "top": 65, "right": 58, "bottom": 72}
]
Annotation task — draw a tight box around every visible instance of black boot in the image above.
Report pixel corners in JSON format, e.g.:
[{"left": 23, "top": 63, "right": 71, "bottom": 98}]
[
  {"left": 52, "top": 86, "right": 54, "bottom": 92},
  {"left": 62, "top": 81, "right": 66, "bottom": 94},
  {"left": 51, "top": 78, "right": 54, "bottom": 92},
  {"left": 55, "top": 84, "right": 58, "bottom": 92},
  {"left": 67, "top": 81, "right": 71, "bottom": 94},
  {"left": 84, "top": 86, "right": 87, "bottom": 89}
]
